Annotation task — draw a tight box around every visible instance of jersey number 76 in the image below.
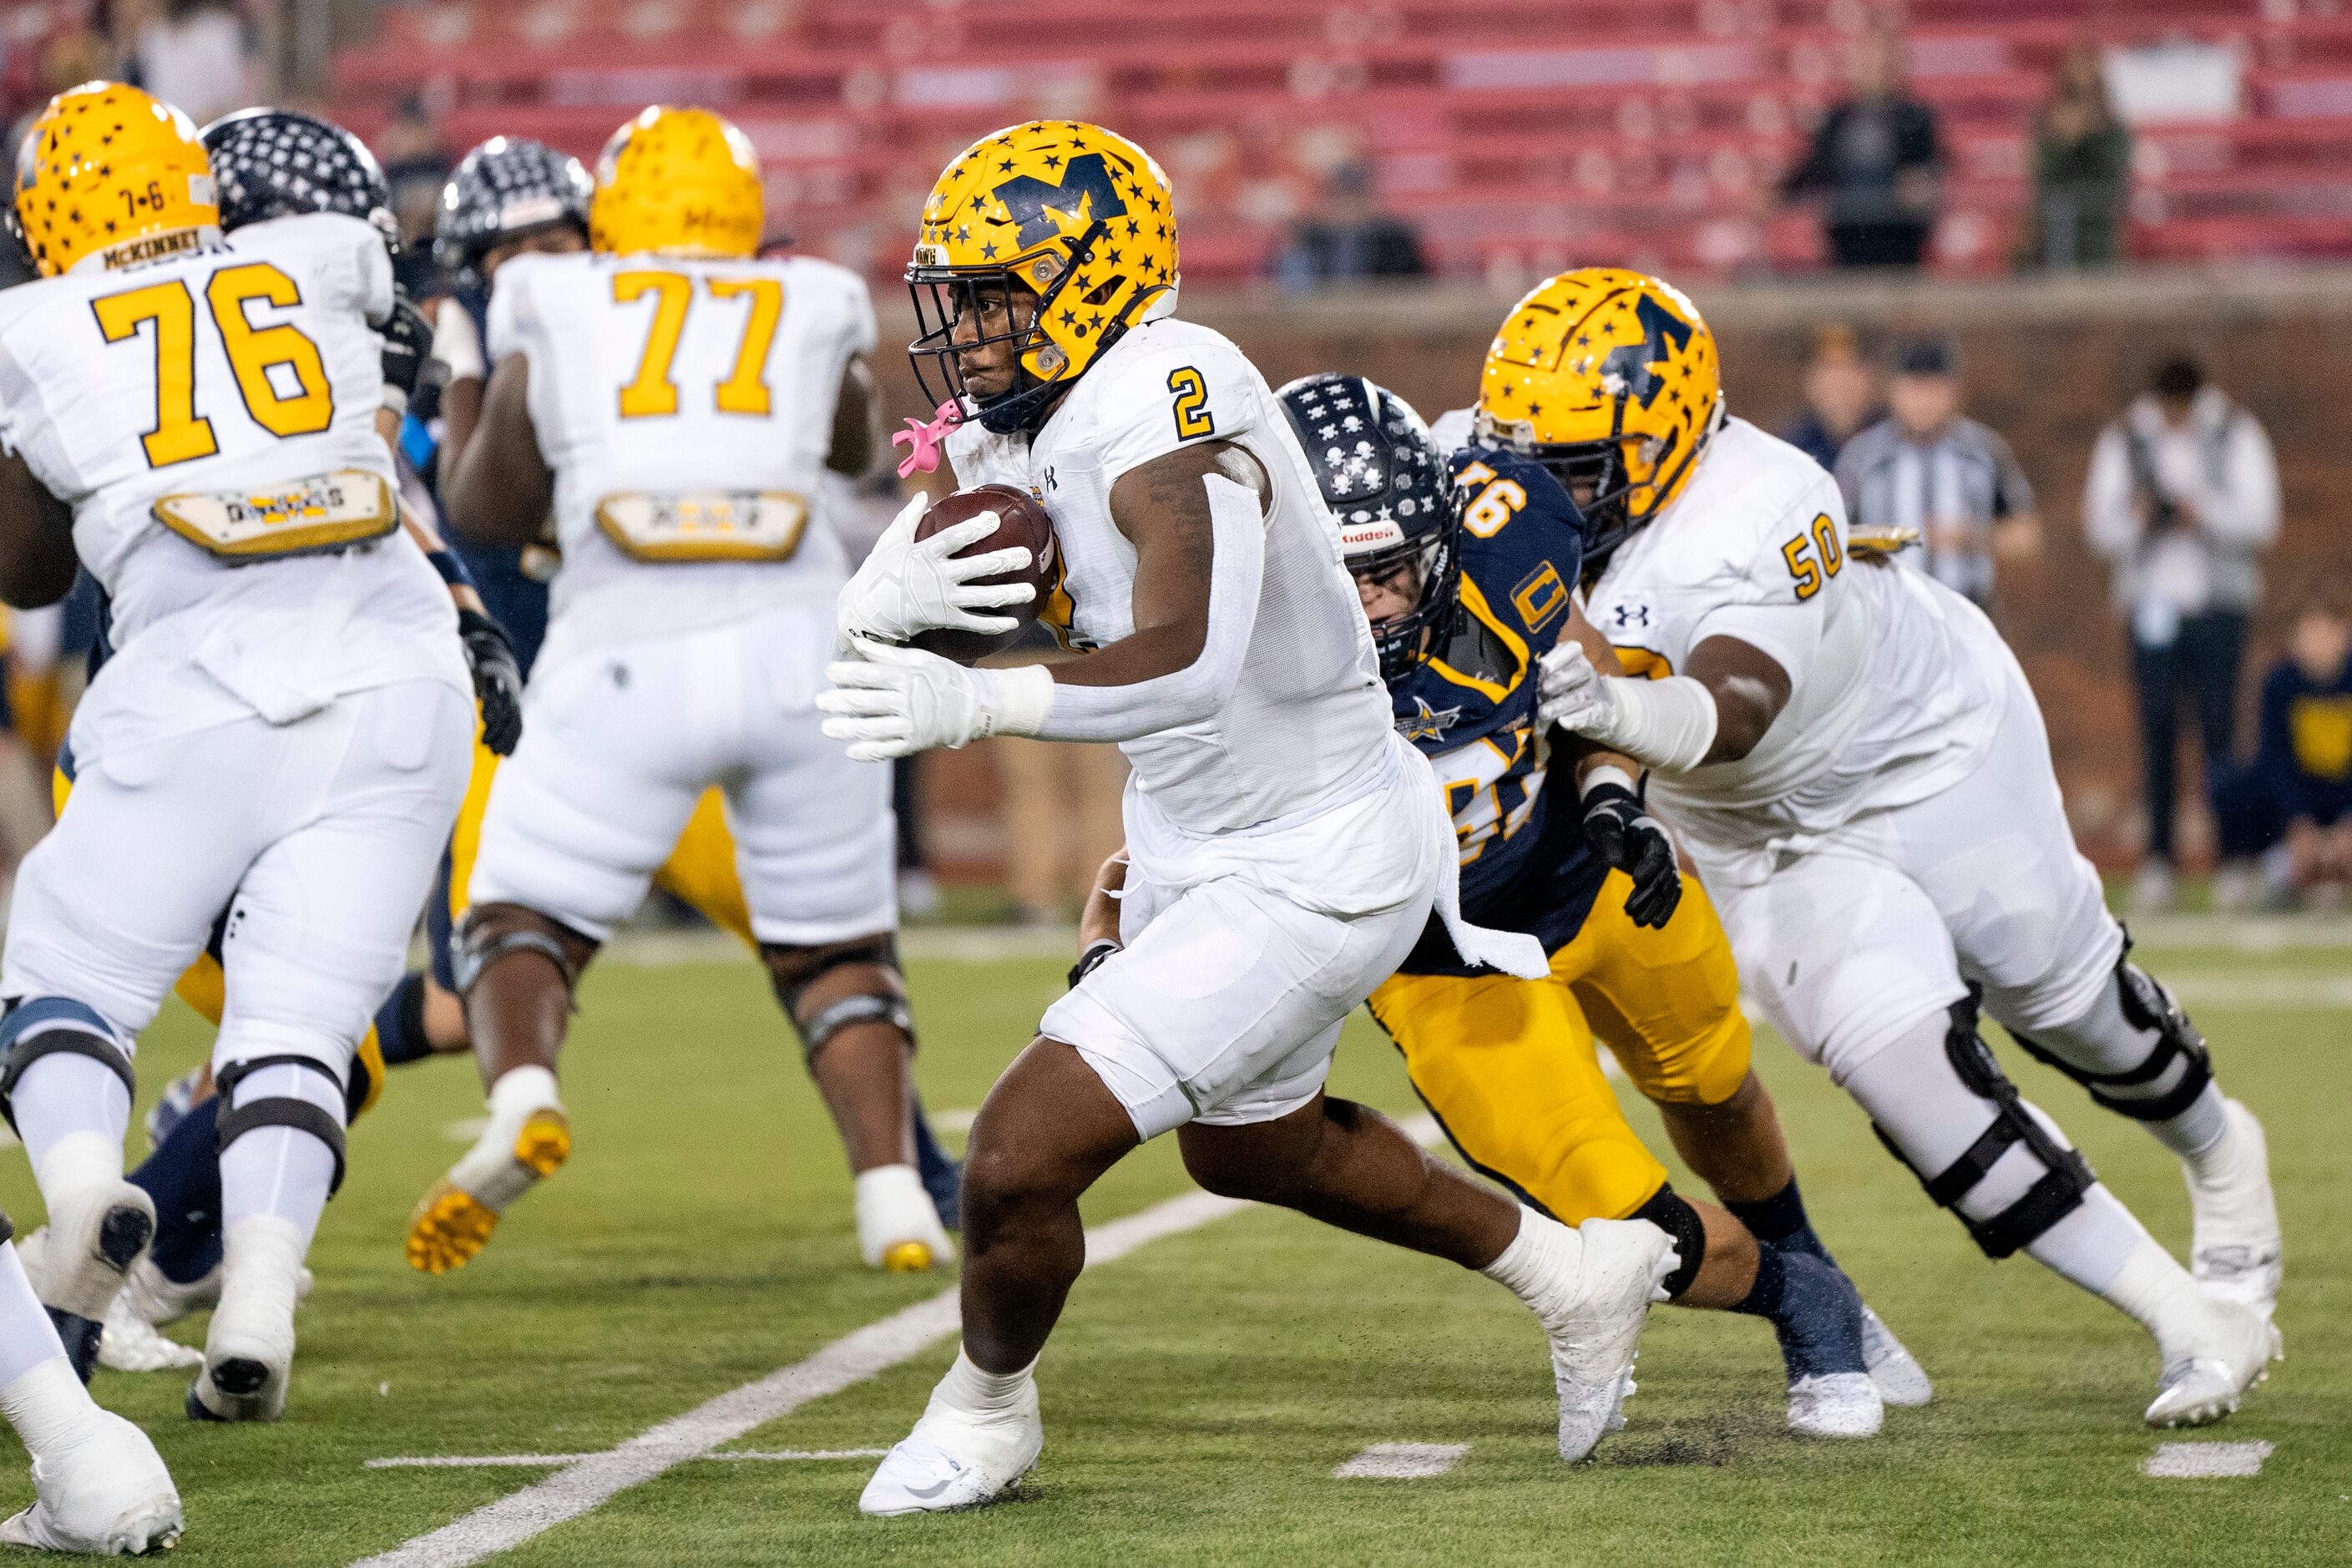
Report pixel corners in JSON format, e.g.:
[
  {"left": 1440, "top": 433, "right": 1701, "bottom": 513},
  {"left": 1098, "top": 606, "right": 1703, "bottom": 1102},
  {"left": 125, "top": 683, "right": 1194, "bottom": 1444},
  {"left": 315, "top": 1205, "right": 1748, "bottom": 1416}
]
[{"left": 93, "top": 263, "right": 333, "bottom": 468}]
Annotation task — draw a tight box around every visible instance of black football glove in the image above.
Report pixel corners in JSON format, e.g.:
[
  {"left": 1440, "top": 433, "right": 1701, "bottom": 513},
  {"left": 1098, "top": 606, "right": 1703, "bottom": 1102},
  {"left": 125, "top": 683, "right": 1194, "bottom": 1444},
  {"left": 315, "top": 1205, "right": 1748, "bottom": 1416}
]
[
  {"left": 1582, "top": 776, "right": 1682, "bottom": 929},
  {"left": 379, "top": 289, "right": 435, "bottom": 417},
  {"left": 458, "top": 608, "right": 524, "bottom": 756}
]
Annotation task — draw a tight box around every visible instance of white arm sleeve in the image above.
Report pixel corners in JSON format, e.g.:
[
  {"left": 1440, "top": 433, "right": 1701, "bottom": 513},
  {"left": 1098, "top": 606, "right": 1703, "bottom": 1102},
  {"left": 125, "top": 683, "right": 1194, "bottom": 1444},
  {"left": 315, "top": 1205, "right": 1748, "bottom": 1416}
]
[
  {"left": 1589, "top": 675, "right": 1719, "bottom": 772},
  {"left": 432, "top": 297, "right": 485, "bottom": 386},
  {"left": 991, "top": 473, "right": 1264, "bottom": 743}
]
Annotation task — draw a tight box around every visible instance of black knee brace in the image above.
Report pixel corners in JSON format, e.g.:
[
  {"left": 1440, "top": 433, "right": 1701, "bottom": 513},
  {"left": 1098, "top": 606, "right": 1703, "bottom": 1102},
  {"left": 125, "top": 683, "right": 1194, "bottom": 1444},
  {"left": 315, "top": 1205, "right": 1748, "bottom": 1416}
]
[
  {"left": 1874, "top": 990, "right": 2096, "bottom": 1260},
  {"left": 1631, "top": 1185, "right": 1707, "bottom": 1300},
  {"left": 0, "top": 998, "right": 135, "bottom": 1134},
  {"left": 766, "top": 938, "right": 912, "bottom": 1058},
  {"left": 2012, "top": 940, "right": 2213, "bottom": 1124},
  {"left": 451, "top": 912, "right": 581, "bottom": 1002},
  {"left": 214, "top": 1055, "right": 348, "bottom": 1196}
]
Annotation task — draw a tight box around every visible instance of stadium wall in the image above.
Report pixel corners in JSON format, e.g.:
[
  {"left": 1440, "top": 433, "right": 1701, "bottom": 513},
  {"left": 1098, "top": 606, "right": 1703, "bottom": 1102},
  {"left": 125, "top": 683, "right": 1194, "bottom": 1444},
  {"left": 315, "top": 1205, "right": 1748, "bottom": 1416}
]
[{"left": 887, "top": 265, "right": 2352, "bottom": 882}]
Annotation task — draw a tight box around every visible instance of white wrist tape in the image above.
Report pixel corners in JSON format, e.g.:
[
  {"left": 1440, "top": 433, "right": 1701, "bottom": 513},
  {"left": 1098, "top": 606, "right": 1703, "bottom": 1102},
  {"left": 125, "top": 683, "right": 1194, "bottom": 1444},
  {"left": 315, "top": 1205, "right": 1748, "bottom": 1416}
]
[
  {"left": 1031, "top": 472, "right": 1265, "bottom": 743},
  {"left": 974, "top": 662, "right": 1056, "bottom": 739},
  {"left": 1580, "top": 762, "right": 1638, "bottom": 800},
  {"left": 431, "top": 297, "right": 485, "bottom": 386},
  {"left": 1591, "top": 675, "right": 1718, "bottom": 772}
]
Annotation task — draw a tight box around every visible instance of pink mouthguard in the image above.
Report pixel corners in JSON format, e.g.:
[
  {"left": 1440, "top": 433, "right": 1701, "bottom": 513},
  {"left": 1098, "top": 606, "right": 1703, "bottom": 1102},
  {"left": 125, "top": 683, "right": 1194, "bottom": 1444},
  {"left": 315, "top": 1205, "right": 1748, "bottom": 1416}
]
[{"left": 891, "top": 401, "right": 965, "bottom": 478}]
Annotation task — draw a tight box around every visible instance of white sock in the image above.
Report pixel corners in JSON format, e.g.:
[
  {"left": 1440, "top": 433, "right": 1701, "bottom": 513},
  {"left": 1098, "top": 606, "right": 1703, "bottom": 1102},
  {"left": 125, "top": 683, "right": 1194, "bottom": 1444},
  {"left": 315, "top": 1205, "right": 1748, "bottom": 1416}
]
[
  {"left": 0, "top": 1242, "right": 64, "bottom": 1388},
  {"left": 33, "top": 1130, "right": 126, "bottom": 1222},
  {"left": 1479, "top": 1208, "right": 1582, "bottom": 1325},
  {"left": 217, "top": 1064, "right": 343, "bottom": 1252},
  {"left": 934, "top": 1348, "right": 1034, "bottom": 1419},
  {"left": 2183, "top": 1104, "right": 2264, "bottom": 1201},
  {"left": 2096, "top": 1232, "right": 2204, "bottom": 1341},
  {"left": 2025, "top": 1184, "right": 2168, "bottom": 1308},
  {"left": 11, "top": 1055, "right": 129, "bottom": 1177},
  {"left": 0, "top": 1355, "right": 93, "bottom": 1459},
  {"left": 489, "top": 1065, "right": 562, "bottom": 1120}
]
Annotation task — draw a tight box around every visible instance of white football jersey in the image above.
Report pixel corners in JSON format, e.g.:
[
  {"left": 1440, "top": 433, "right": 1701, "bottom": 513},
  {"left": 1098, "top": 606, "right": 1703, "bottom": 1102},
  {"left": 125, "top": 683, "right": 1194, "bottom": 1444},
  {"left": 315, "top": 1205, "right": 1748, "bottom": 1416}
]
[
  {"left": 1584, "top": 417, "right": 2010, "bottom": 885},
  {"left": 946, "top": 318, "right": 1391, "bottom": 836},
  {"left": 487, "top": 250, "right": 875, "bottom": 670},
  {"left": 0, "top": 213, "right": 463, "bottom": 751}
]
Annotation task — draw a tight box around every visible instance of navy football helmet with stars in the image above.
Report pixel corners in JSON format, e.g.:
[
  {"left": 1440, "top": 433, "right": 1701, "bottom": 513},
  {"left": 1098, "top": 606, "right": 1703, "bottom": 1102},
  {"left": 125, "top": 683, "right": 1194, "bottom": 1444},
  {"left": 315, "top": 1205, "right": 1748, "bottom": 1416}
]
[
  {"left": 200, "top": 109, "right": 399, "bottom": 253},
  {"left": 1276, "top": 373, "right": 1459, "bottom": 680},
  {"left": 433, "top": 136, "right": 594, "bottom": 279}
]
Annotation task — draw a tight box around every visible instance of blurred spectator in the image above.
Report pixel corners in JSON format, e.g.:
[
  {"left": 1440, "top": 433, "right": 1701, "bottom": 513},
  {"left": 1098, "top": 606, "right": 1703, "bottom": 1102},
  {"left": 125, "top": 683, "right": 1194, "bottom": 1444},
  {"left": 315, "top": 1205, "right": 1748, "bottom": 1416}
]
[
  {"left": 2085, "top": 354, "right": 2281, "bottom": 911},
  {"left": 1835, "top": 336, "right": 2039, "bottom": 609},
  {"left": 1782, "top": 324, "right": 1884, "bottom": 473},
  {"left": 2025, "top": 41, "right": 2132, "bottom": 269},
  {"left": 1274, "top": 163, "right": 1426, "bottom": 290},
  {"left": 133, "top": 0, "right": 257, "bottom": 126},
  {"left": 1778, "top": 32, "right": 1943, "bottom": 270},
  {"left": 2209, "top": 597, "right": 2352, "bottom": 912}
]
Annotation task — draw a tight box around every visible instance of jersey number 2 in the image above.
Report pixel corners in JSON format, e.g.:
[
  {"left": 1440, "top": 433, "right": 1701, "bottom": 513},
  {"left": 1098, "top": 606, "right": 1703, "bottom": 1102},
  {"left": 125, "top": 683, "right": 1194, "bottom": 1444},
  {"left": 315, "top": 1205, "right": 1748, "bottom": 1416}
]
[
  {"left": 615, "top": 271, "right": 784, "bottom": 419},
  {"left": 1167, "top": 367, "right": 1213, "bottom": 440},
  {"left": 93, "top": 263, "right": 334, "bottom": 469}
]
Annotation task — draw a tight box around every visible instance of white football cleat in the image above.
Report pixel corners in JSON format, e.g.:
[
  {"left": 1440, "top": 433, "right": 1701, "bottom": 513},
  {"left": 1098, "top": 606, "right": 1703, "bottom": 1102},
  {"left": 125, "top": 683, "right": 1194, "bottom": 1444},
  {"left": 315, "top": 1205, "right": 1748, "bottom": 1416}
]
[
  {"left": 1541, "top": 1216, "right": 1677, "bottom": 1462},
  {"left": 99, "top": 1297, "right": 203, "bottom": 1374},
  {"left": 860, "top": 1378, "right": 1042, "bottom": 1516},
  {"left": 2184, "top": 1100, "right": 2283, "bottom": 1320},
  {"left": 1788, "top": 1372, "right": 1884, "bottom": 1439},
  {"left": 187, "top": 1216, "right": 305, "bottom": 1423},
  {"left": 1860, "top": 1307, "right": 1932, "bottom": 1407},
  {"left": 2145, "top": 1287, "right": 2280, "bottom": 1429},
  {"left": 855, "top": 1164, "right": 955, "bottom": 1273},
  {"left": 0, "top": 1364, "right": 181, "bottom": 1555}
]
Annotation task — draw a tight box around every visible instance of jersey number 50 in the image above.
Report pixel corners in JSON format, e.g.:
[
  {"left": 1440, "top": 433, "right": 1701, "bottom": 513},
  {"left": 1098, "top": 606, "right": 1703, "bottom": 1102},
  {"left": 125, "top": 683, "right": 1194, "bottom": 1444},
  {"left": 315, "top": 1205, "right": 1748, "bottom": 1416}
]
[
  {"left": 1780, "top": 513, "right": 1844, "bottom": 600},
  {"left": 93, "top": 263, "right": 334, "bottom": 469}
]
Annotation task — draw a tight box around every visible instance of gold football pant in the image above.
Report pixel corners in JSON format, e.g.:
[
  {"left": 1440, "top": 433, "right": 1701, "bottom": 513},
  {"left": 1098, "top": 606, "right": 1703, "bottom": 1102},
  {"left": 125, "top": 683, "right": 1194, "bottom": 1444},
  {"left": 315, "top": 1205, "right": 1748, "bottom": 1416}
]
[{"left": 1367, "top": 870, "right": 1751, "bottom": 1226}]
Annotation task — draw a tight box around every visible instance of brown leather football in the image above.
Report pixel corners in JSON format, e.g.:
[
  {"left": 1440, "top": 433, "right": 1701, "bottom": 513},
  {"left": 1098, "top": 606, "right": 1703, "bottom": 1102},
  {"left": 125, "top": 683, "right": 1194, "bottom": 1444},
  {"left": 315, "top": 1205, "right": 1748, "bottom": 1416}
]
[{"left": 908, "top": 483, "right": 1059, "bottom": 665}]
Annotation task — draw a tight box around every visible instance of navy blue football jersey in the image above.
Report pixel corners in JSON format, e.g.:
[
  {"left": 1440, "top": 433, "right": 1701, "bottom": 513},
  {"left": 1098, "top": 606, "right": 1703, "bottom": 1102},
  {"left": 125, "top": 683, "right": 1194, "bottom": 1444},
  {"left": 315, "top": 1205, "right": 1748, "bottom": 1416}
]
[{"left": 1393, "top": 446, "right": 1608, "bottom": 975}]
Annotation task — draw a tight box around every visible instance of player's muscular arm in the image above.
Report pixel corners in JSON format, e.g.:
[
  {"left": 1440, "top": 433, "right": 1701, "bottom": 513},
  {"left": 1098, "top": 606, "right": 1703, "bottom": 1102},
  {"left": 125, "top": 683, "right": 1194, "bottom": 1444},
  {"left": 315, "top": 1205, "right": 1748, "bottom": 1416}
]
[
  {"left": 447, "top": 355, "right": 554, "bottom": 546},
  {"left": 1686, "top": 635, "right": 1793, "bottom": 763},
  {"left": 0, "top": 452, "right": 78, "bottom": 609},
  {"left": 1055, "top": 440, "right": 1267, "bottom": 695},
  {"left": 825, "top": 355, "right": 879, "bottom": 478}
]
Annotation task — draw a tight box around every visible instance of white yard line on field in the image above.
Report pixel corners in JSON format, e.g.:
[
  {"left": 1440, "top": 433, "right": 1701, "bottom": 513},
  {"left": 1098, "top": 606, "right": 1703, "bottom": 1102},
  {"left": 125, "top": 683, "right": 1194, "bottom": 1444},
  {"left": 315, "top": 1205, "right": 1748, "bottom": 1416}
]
[
  {"left": 1333, "top": 1442, "right": 1470, "bottom": 1479},
  {"left": 2142, "top": 1440, "right": 2274, "bottom": 1479},
  {"left": 354, "top": 1113, "right": 1448, "bottom": 1568},
  {"left": 365, "top": 1449, "right": 888, "bottom": 1470}
]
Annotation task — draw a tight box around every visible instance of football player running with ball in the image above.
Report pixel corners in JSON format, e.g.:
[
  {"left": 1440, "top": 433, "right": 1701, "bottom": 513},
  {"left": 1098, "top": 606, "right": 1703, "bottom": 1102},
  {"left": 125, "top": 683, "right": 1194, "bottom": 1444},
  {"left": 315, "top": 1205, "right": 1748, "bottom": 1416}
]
[
  {"left": 1516, "top": 270, "right": 2281, "bottom": 1427},
  {"left": 0, "top": 84, "right": 478, "bottom": 1421},
  {"left": 822, "top": 122, "right": 1678, "bottom": 1516},
  {"left": 1277, "top": 373, "right": 1924, "bottom": 1439},
  {"left": 417, "top": 105, "right": 955, "bottom": 1276}
]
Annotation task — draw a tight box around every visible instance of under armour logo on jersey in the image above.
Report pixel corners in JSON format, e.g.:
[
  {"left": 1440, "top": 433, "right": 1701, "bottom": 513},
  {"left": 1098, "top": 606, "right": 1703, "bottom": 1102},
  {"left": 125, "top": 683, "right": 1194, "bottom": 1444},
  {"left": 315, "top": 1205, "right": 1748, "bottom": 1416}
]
[
  {"left": 1398, "top": 697, "right": 1463, "bottom": 743},
  {"left": 1608, "top": 600, "right": 1652, "bottom": 630}
]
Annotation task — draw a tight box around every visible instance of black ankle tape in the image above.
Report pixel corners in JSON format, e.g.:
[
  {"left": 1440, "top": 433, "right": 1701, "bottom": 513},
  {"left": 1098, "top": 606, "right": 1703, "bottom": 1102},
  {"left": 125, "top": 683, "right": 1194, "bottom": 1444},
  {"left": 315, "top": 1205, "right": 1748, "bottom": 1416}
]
[{"left": 1631, "top": 1186, "right": 1707, "bottom": 1300}]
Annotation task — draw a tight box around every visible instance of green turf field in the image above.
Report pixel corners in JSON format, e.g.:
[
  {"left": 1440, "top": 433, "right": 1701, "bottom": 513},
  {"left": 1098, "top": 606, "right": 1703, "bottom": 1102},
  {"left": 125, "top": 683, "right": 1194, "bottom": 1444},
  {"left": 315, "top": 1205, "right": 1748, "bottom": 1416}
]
[{"left": 0, "top": 936, "right": 2339, "bottom": 1566}]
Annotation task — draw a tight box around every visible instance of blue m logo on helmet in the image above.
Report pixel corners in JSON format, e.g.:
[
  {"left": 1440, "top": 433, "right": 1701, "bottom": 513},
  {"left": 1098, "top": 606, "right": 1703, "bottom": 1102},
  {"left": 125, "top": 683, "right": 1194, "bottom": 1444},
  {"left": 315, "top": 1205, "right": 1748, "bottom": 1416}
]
[
  {"left": 994, "top": 153, "right": 1130, "bottom": 249},
  {"left": 1601, "top": 296, "right": 1697, "bottom": 410}
]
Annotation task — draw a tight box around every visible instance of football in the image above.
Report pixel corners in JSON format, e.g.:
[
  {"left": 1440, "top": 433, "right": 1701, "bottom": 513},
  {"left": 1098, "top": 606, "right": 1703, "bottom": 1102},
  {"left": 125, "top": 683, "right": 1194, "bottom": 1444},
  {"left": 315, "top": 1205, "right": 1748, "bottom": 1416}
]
[{"left": 908, "top": 483, "right": 1060, "bottom": 664}]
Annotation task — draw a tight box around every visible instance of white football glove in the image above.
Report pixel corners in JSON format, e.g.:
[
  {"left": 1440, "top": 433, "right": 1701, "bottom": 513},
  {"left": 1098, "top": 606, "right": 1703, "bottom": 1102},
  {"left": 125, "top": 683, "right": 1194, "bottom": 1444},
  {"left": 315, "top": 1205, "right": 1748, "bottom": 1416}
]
[
  {"left": 836, "top": 491, "right": 1038, "bottom": 646},
  {"left": 1535, "top": 641, "right": 1615, "bottom": 735},
  {"left": 1535, "top": 641, "right": 1719, "bottom": 772},
  {"left": 817, "top": 640, "right": 1055, "bottom": 762}
]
